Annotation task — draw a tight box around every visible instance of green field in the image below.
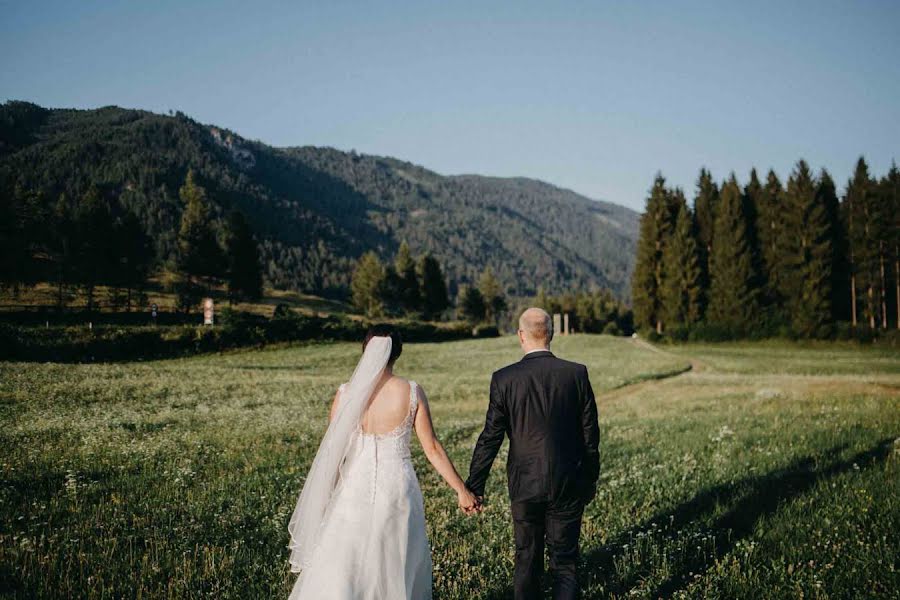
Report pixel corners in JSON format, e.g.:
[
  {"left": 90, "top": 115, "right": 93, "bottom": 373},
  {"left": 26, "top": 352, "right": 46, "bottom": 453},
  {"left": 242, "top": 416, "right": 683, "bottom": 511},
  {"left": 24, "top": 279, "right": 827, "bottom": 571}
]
[
  {"left": 0, "top": 275, "right": 353, "bottom": 318},
  {"left": 1, "top": 336, "right": 898, "bottom": 598}
]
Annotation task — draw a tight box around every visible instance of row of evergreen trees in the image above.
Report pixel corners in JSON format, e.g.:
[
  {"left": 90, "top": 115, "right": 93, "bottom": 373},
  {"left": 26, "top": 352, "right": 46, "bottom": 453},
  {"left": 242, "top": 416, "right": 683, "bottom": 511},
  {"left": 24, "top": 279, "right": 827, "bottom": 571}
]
[
  {"left": 352, "top": 249, "right": 521, "bottom": 327},
  {"left": 632, "top": 158, "right": 899, "bottom": 339},
  {"left": 350, "top": 242, "right": 452, "bottom": 320},
  {"left": 457, "top": 268, "right": 509, "bottom": 327},
  {"left": 0, "top": 184, "right": 154, "bottom": 312},
  {"left": 0, "top": 170, "right": 264, "bottom": 313}
]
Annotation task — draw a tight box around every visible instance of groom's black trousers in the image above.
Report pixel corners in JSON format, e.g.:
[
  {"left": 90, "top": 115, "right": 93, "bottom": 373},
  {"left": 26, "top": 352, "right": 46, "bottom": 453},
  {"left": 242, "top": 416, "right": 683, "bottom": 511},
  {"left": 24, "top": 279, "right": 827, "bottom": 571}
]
[{"left": 511, "top": 494, "right": 584, "bottom": 600}]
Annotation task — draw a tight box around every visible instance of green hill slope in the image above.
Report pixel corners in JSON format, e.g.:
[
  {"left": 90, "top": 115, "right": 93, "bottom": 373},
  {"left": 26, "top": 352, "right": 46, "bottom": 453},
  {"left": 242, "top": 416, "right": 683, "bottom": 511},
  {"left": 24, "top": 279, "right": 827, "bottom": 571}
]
[{"left": 0, "top": 101, "right": 638, "bottom": 298}]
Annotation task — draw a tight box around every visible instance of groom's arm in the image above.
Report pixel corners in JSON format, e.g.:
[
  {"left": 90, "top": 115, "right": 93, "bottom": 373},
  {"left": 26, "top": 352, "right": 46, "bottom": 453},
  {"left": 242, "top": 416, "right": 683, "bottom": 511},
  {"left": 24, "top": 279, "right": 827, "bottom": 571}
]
[
  {"left": 580, "top": 366, "right": 600, "bottom": 498},
  {"left": 465, "top": 374, "right": 507, "bottom": 498}
]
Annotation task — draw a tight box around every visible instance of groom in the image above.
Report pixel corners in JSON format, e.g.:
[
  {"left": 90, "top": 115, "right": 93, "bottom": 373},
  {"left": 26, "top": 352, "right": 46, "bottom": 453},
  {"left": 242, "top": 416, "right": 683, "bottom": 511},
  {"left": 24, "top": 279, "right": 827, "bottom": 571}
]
[{"left": 466, "top": 307, "right": 600, "bottom": 600}]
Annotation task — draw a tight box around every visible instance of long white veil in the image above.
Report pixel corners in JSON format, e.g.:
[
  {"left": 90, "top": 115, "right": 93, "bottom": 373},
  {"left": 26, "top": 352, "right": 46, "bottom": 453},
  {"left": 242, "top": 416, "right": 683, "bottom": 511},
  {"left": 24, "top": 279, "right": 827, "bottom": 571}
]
[{"left": 287, "top": 335, "right": 393, "bottom": 572}]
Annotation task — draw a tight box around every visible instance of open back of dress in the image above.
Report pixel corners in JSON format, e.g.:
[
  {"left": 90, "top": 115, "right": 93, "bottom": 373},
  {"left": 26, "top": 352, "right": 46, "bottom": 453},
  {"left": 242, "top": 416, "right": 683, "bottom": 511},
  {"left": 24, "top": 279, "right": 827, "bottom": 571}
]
[
  {"left": 359, "top": 378, "right": 415, "bottom": 436},
  {"left": 288, "top": 378, "right": 432, "bottom": 600}
]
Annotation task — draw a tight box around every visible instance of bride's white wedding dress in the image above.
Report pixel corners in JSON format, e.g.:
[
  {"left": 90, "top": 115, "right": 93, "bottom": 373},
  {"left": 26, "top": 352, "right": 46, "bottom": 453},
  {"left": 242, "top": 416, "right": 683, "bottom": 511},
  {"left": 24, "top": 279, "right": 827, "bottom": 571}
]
[{"left": 288, "top": 380, "right": 433, "bottom": 599}]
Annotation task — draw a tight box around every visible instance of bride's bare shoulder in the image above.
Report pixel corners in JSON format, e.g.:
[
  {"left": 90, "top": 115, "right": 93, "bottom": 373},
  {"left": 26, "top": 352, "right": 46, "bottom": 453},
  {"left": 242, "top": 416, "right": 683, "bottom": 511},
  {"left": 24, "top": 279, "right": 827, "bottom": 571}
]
[
  {"left": 385, "top": 375, "right": 410, "bottom": 389},
  {"left": 385, "top": 375, "right": 423, "bottom": 396}
]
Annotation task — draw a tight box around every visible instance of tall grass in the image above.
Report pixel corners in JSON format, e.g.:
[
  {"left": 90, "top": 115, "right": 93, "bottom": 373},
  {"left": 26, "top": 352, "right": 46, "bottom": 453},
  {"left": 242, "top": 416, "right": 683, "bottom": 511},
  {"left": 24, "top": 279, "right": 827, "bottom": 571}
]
[{"left": 1, "top": 336, "right": 897, "bottom": 598}]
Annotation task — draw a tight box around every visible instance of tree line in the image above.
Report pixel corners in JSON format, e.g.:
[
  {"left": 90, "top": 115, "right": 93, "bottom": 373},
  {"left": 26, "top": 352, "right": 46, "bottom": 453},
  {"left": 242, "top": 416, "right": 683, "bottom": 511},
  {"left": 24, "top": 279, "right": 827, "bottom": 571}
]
[
  {"left": 350, "top": 242, "right": 455, "bottom": 321},
  {"left": 533, "top": 288, "right": 634, "bottom": 335},
  {"left": 173, "top": 170, "right": 263, "bottom": 309},
  {"left": 632, "top": 158, "right": 899, "bottom": 339},
  {"left": 0, "top": 170, "right": 264, "bottom": 313},
  {"left": 457, "top": 267, "right": 509, "bottom": 327}
]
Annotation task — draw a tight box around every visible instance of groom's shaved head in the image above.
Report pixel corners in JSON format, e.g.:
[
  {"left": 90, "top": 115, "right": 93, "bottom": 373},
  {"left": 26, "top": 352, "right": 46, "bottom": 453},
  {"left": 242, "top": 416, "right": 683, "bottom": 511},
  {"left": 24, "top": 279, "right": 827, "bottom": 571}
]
[{"left": 519, "top": 308, "right": 553, "bottom": 345}]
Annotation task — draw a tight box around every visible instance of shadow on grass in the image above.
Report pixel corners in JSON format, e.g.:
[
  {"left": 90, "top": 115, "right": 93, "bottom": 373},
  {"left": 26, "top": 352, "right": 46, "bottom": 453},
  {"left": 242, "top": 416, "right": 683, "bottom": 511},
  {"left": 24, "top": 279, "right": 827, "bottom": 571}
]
[
  {"left": 483, "top": 438, "right": 894, "bottom": 599},
  {"left": 228, "top": 365, "right": 318, "bottom": 370},
  {"left": 608, "top": 364, "right": 693, "bottom": 390}
]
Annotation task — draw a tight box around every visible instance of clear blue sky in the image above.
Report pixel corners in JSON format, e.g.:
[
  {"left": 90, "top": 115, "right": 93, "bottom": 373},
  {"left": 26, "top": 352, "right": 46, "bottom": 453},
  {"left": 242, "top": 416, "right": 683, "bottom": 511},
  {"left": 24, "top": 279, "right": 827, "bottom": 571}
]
[{"left": 2, "top": 0, "right": 898, "bottom": 212}]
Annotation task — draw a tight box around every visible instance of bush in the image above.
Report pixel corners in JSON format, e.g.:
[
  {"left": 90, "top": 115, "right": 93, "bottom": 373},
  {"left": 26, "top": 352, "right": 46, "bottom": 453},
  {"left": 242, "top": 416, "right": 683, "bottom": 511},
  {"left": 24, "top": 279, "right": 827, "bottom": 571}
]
[
  {"left": 0, "top": 324, "right": 194, "bottom": 362},
  {"left": 642, "top": 329, "right": 662, "bottom": 343},
  {"left": 687, "top": 322, "right": 735, "bottom": 342},
  {"left": 823, "top": 324, "right": 880, "bottom": 344},
  {"left": 664, "top": 325, "right": 689, "bottom": 342},
  {"left": 750, "top": 310, "right": 790, "bottom": 340},
  {"left": 272, "top": 303, "right": 294, "bottom": 319},
  {"left": 776, "top": 324, "right": 797, "bottom": 340},
  {"left": 0, "top": 309, "right": 480, "bottom": 363},
  {"left": 472, "top": 324, "right": 500, "bottom": 338},
  {"left": 601, "top": 321, "right": 622, "bottom": 336},
  {"left": 834, "top": 321, "right": 855, "bottom": 341},
  {"left": 875, "top": 329, "right": 900, "bottom": 347},
  {"left": 371, "top": 319, "right": 471, "bottom": 343}
]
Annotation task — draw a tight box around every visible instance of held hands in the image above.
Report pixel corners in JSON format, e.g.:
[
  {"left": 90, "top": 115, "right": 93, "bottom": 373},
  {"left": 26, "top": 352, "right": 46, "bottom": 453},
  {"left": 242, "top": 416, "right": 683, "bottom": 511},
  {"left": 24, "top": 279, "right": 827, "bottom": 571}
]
[{"left": 457, "top": 487, "right": 484, "bottom": 515}]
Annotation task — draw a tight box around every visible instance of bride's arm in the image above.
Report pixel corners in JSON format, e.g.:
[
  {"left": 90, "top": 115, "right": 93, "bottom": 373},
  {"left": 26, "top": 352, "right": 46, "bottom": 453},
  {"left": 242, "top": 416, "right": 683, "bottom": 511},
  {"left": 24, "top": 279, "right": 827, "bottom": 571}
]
[
  {"left": 413, "top": 385, "right": 478, "bottom": 512},
  {"left": 328, "top": 386, "right": 342, "bottom": 422}
]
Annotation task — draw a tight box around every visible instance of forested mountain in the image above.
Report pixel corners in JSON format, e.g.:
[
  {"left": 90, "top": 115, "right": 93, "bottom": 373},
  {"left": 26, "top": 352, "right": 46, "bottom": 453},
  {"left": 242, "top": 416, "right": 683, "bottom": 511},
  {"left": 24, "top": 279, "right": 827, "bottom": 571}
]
[{"left": 0, "top": 101, "right": 638, "bottom": 299}]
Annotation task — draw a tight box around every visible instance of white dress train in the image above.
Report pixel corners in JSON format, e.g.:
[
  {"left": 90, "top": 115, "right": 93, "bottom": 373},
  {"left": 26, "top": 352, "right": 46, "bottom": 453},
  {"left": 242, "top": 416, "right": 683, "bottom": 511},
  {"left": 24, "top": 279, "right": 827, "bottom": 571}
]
[{"left": 289, "top": 381, "right": 433, "bottom": 599}]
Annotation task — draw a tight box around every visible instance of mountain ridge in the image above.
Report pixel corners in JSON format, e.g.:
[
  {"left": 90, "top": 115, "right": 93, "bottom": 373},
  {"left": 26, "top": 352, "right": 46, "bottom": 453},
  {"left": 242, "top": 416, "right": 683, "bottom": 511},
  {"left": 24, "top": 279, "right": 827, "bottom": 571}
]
[{"left": 0, "top": 101, "right": 638, "bottom": 299}]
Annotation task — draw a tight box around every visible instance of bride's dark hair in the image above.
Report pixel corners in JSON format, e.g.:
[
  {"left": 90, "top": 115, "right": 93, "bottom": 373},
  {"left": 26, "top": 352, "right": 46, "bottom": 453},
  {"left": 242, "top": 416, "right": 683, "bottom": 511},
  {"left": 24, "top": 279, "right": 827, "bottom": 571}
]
[{"left": 363, "top": 324, "right": 402, "bottom": 365}]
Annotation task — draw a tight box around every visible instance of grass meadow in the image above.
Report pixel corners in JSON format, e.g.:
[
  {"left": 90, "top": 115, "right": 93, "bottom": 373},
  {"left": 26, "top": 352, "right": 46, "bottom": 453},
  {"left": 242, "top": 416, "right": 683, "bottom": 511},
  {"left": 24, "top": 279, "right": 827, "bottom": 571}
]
[
  {"left": 1, "top": 335, "right": 898, "bottom": 598},
  {"left": 0, "top": 276, "right": 353, "bottom": 319}
]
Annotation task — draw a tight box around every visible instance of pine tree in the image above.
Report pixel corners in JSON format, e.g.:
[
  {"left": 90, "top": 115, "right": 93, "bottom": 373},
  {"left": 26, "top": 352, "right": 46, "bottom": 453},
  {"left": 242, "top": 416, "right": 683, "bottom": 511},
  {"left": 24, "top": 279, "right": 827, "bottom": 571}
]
[
  {"left": 478, "top": 267, "right": 508, "bottom": 325},
  {"left": 535, "top": 286, "right": 549, "bottom": 311},
  {"left": 660, "top": 191, "right": 702, "bottom": 329},
  {"left": 873, "top": 173, "right": 895, "bottom": 329},
  {"left": 883, "top": 162, "right": 900, "bottom": 329},
  {"left": 743, "top": 168, "right": 765, "bottom": 295},
  {"left": 707, "top": 174, "right": 760, "bottom": 333},
  {"left": 176, "top": 170, "right": 224, "bottom": 306},
  {"left": 394, "top": 241, "right": 421, "bottom": 314},
  {"left": 381, "top": 265, "right": 403, "bottom": 313},
  {"left": 74, "top": 186, "right": 116, "bottom": 312},
  {"left": 225, "top": 210, "right": 263, "bottom": 303},
  {"left": 50, "top": 194, "right": 76, "bottom": 309},
  {"left": 1, "top": 185, "right": 46, "bottom": 296},
  {"left": 418, "top": 254, "right": 449, "bottom": 320},
  {"left": 784, "top": 161, "right": 833, "bottom": 337},
  {"left": 694, "top": 168, "right": 719, "bottom": 255},
  {"left": 458, "top": 285, "right": 486, "bottom": 324},
  {"left": 351, "top": 251, "right": 385, "bottom": 317},
  {"left": 0, "top": 186, "right": 15, "bottom": 292},
  {"left": 818, "top": 169, "right": 850, "bottom": 323},
  {"left": 845, "top": 158, "right": 878, "bottom": 328},
  {"left": 574, "top": 292, "right": 598, "bottom": 333},
  {"left": 631, "top": 175, "right": 676, "bottom": 333},
  {"left": 116, "top": 211, "right": 154, "bottom": 311},
  {"left": 693, "top": 168, "right": 719, "bottom": 315},
  {"left": 758, "top": 170, "right": 786, "bottom": 311}
]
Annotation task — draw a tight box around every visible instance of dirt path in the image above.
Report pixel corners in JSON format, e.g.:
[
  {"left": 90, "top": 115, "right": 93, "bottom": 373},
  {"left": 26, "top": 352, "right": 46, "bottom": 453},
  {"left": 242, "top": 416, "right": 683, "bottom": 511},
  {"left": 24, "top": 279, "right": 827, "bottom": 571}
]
[
  {"left": 628, "top": 335, "right": 708, "bottom": 373},
  {"left": 599, "top": 337, "right": 701, "bottom": 402},
  {"left": 608, "top": 337, "right": 900, "bottom": 405}
]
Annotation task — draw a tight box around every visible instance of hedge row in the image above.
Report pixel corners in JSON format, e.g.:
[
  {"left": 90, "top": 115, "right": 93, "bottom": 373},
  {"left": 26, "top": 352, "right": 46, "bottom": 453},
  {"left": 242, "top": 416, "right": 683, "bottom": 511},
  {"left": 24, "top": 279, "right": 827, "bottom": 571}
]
[
  {"left": 642, "top": 320, "right": 900, "bottom": 346},
  {"left": 0, "top": 308, "right": 498, "bottom": 363},
  {"left": 0, "top": 308, "right": 199, "bottom": 327}
]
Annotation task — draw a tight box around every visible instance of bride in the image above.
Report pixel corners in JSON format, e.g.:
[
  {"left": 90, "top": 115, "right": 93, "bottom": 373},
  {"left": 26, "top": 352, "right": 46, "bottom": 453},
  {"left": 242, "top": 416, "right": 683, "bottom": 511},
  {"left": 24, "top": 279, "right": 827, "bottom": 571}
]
[{"left": 287, "top": 324, "right": 479, "bottom": 599}]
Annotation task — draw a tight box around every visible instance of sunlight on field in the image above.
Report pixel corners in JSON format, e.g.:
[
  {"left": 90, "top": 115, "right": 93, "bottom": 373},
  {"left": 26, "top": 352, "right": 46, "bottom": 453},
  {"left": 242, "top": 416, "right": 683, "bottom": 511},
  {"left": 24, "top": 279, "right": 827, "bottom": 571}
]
[
  {"left": 1, "top": 336, "right": 898, "bottom": 598},
  {"left": 0, "top": 275, "right": 352, "bottom": 318}
]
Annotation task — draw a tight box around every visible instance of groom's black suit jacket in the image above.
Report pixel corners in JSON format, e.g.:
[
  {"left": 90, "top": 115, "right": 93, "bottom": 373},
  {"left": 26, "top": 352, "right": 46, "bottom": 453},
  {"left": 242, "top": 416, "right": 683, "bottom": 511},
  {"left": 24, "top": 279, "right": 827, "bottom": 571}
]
[{"left": 466, "top": 350, "right": 600, "bottom": 504}]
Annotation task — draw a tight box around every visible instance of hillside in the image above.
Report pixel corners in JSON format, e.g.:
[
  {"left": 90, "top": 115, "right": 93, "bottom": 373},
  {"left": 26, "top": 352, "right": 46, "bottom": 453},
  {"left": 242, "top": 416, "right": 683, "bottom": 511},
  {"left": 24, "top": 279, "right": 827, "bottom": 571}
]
[{"left": 0, "top": 101, "right": 638, "bottom": 299}]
